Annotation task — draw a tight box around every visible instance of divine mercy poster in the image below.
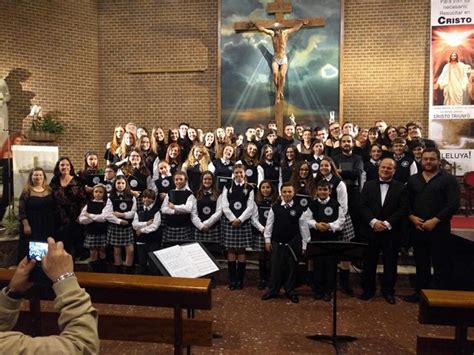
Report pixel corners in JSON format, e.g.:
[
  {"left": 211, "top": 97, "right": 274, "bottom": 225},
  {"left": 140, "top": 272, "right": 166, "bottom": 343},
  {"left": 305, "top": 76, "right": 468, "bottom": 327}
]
[{"left": 220, "top": 0, "right": 342, "bottom": 133}]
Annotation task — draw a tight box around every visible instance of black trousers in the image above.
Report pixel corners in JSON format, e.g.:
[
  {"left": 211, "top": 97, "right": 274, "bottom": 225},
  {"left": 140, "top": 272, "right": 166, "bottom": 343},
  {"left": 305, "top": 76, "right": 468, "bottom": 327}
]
[
  {"left": 412, "top": 228, "right": 452, "bottom": 291},
  {"left": 313, "top": 256, "right": 337, "bottom": 295},
  {"left": 267, "top": 240, "right": 298, "bottom": 296},
  {"left": 136, "top": 239, "right": 162, "bottom": 274},
  {"left": 362, "top": 233, "right": 399, "bottom": 295}
]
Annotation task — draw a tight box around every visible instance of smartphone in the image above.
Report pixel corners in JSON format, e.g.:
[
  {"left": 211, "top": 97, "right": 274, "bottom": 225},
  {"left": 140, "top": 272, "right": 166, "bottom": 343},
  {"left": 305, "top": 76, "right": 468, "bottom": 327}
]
[{"left": 28, "top": 241, "right": 48, "bottom": 263}]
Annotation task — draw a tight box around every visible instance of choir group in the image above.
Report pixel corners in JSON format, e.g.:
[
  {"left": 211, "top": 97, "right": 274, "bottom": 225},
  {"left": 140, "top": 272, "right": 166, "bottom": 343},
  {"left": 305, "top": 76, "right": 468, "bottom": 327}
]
[{"left": 18, "top": 118, "right": 459, "bottom": 305}]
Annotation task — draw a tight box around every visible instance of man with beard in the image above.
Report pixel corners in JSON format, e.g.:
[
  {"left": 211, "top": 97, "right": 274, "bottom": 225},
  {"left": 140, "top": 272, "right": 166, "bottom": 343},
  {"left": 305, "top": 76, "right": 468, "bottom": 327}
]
[
  {"left": 403, "top": 148, "right": 460, "bottom": 303},
  {"left": 332, "top": 134, "right": 365, "bottom": 295}
]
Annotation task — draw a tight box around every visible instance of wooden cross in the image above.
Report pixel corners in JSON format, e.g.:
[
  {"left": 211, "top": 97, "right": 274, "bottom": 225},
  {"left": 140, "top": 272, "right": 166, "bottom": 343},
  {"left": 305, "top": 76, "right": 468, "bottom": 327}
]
[{"left": 233, "top": 0, "right": 325, "bottom": 135}]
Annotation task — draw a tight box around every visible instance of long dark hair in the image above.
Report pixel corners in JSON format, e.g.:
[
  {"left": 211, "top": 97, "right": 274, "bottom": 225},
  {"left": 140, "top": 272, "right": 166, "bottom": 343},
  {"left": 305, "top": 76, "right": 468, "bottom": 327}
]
[
  {"left": 53, "top": 157, "right": 76, "bottom": 178},
  {"left": 195, "top": 171, "right": 220, "bottom": 201},
  {"left": 110, "top": 175, "right": 133, "bottom": 199},
  {"left": 255, "top": 180, "right": 277, "bottom": 205}
]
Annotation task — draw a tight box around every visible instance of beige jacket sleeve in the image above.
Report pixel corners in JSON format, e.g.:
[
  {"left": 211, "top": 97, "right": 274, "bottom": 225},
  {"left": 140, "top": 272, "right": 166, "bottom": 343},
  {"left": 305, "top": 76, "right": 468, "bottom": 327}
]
[{"left": 0, "top": 277, "right": 99, "bottom": 354}]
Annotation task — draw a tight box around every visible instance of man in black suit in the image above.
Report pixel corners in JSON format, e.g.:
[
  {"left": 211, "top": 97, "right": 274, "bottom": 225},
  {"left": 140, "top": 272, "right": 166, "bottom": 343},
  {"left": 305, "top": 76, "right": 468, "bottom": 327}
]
[{"left": 359, "top": 158, "right": 408, "bottom": 304}]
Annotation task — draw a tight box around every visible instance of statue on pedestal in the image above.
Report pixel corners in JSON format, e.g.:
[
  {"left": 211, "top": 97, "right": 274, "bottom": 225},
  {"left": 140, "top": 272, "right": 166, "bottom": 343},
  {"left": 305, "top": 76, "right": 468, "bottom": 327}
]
[{"left": 0, "top": 78, "right": 10, "bottom": 133}]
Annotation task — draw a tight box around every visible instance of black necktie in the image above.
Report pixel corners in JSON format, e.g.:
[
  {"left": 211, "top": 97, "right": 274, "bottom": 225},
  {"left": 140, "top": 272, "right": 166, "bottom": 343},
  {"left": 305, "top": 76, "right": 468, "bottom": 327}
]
[
  {"left": 380, "top": 180, "right": 391, "bottom": 185},
  {"left": 284, "top": 203, "right": 290, "bottom": 209}
]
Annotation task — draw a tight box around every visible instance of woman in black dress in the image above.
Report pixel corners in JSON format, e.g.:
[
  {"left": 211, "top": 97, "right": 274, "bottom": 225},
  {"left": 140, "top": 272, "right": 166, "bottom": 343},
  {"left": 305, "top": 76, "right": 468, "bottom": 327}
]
[
  {"left": 18, "top": 167, "right": 57, "bottom": 261},
  {"left": 50, "top": 157, "right": 86, "bottom": 257}
]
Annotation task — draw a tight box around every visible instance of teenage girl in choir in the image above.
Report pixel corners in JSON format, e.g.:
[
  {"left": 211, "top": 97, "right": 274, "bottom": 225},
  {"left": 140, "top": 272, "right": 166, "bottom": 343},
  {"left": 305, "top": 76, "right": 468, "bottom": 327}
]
[
  {"left": 164, "top": 142, "right": 183, "bottom": 176},
  {"left": 297, "top": 128, "right": 313, "bottom": 160},
  {"left": 182, "top": 144, "right": 214, "bottom": 192},
  {"left": 187, "top": 127, "right": 199, "bottom": 146},
  {"left": 280, "top": 144, "right": 300, "bottom": 187},
  {"left": 79, "top": 184, "right": 109, "bottom": 273},
  {"left": 120, "top": 148, "right": 151, "bottom": 201},
  {"left": 210, "top": 144, "right": 235, "bottom": 191},
  {"left": 105, "top": 175, "right": 137, "bottom": 274},
  {"left": 138, "top": 135, "right": 157, "bottom": 174},
  {"left": 153, "top": 160, "right": 175, "bottom": 203},
  {"left": 214, "top": 127, "right": 229, "bottom": 159},
  {"left": 132, "top": 188, "right": 162, "bottom": 274},
  {"left": 257, "top": 144, "right": 280, "bottom": 190},
  {"left": 79, "top": 151, "right": 102, "bottom": 194},
  {"left": 251, "top": 180, "right": 277, "bottom": 289},
  {"left": 238, "top": 142, "right": 259, "bottom": 188},
  {"left": 316, "top": 157, "right": 354, "bottom": 295},
  {"left": 115, "top": 131, "right": 136, "bottom": 167},
  {"left": 364, "top": 143, "right": 383, "bottom": 184},
  {"left": 290, "top": 161, "right": 313, "bottom": 211},
  {"left": 151, "top": 126, "right": 167, "bottom": 160},
  {"left": 104, "top": 125, "right": 124, "bottom": 165},
  {"left": 203, "top": 131, "right": 216, "bottom": 161},
  {"left": 381, "top": 125, "right": 399, "bottom": 151},
  {"left": 191, "top": 171, "right": 222, "bottom": 245},
  {"left": 221, "top": 164, "right": 255, "bottom": 290},
  {"left": 161, "top": 171, "right": 196, "bottom": 244},
  {"left": 308, "top": 139, "right": 325, "bottom": 178}
]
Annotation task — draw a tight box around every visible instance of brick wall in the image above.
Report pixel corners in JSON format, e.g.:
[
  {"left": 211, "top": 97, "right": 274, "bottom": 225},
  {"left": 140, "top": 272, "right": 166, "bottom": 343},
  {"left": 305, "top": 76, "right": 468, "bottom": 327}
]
[
  {"left": 0, "top": 0, "right": 100, "bottom": 166},
  {"left": 98, "top": 0, "right": 219, "bottom": 145},
  {"left": 1, "top": 0, "right": 431, "bottom": 167},
  {"left": 342, "top": 0, "right": 431, "bottom": 131}
]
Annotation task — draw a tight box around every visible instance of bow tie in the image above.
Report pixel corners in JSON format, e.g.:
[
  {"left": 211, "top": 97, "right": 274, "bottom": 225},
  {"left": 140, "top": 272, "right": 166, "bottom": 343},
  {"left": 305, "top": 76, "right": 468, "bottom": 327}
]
[{"left": 379, "top": 180, "right": 392, "bottom": 185}]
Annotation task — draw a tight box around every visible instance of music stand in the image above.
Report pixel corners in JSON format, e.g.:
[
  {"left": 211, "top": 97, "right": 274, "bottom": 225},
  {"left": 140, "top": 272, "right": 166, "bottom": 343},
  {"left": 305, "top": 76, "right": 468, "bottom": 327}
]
[{"left": 305, "top": 241, "right": 367, "bottom": 354}]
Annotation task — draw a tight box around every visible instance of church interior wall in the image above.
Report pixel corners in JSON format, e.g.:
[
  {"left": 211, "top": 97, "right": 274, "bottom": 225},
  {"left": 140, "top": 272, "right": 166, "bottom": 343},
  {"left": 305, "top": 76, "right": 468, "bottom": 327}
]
[{"left": 1, "top": 0, "right": 430, "bottom": 165}]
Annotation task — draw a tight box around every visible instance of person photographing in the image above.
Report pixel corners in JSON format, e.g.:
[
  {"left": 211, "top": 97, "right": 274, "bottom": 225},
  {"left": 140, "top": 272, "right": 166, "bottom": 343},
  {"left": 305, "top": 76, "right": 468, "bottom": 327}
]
[{"left": 0, "top": 237, "right": 99, "bottom": 354}]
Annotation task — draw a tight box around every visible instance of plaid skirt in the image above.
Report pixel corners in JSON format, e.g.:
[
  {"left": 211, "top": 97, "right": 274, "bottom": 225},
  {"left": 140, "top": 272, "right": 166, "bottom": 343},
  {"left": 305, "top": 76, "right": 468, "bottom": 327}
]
[
  {"left": 252, "top": 229, "right": 265, "bottom": 252},
  {"left": 84, "top": 233, "right": 107, "bottom": 249},
  {"left": 163, "top": 226, "right": 193, "bottom": 243},
  {"left": 342, "top": 214, "right": 356, "bottom": 242},
  {"left": 221, "top": 216, "right": 253, "bottom": 249},
  {"left": 107, "top": 223, "right": 134, "bottom": 246},
  {"left": 194, "top": 224, "right": 221, "bottom": 244}
]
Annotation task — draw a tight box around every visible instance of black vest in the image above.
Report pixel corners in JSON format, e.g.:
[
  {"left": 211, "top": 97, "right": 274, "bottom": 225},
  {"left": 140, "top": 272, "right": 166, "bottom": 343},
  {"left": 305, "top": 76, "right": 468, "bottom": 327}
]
[
  {"left": 260, "top": 161, "right": 280, "bottom": 184},
  {"left": 327, "top": 175, "right": 342, "bottom": 202},
  {"left": 242, "top": 160, "right": 258, "bottom": 185},
  {"left": 364, "top": 161, "right": 379, "bottom": 183},
  {"left": 186, "top": 163, "right": 202, "bottom": 193},
  {"left": 166, "top": 189, "right": 192, "bottom": 227},
  {"left": 85, "top": 201, "right": 107, "bottom": 235},
  {"left": 137, "top": 203, "right": 161, "bottom": 242},
  {"left": 308, "top": 198, "right": 341, "bottom": 241},
  {"left": 256, "top": 198, "right": 272, "bottom": 226},
  {"left": 227, "top": 184, "right": 250, "bottom": 218},
  {"left": 155, "top": 175, "right": 175, "bottom": 195},
  {"left": 308, "top": 156, "right": 322, "bottom": 177},
  {"left": 213, "top": 159, "right": 234, "bottom": 191},
  {"left": 281, "top": 163, "right": 294, "bottom": 183},
  {"left": 197, "top": 192, "right": 218, "bottom": 222},
  {"left": 393, "top": 154, "right": 414, "bottom": 184},
  {"left": 127, "top": 169, "right": 148, "bottom": 193},
  {"left": 271, "top": 203, "right": 304, "bottom": 244}
]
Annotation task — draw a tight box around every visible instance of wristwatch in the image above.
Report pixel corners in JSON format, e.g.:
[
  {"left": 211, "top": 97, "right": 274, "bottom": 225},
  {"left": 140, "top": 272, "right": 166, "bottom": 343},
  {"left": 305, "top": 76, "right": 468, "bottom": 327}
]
[{"left": 3, "top": 286, "right": 25, "bottom": 300}]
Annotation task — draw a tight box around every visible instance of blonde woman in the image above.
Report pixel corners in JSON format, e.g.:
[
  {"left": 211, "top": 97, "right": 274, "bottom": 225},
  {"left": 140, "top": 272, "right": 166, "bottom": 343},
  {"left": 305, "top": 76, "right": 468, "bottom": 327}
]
[{"left": 182, "top": 144, "right": 214, "bottom": 192}]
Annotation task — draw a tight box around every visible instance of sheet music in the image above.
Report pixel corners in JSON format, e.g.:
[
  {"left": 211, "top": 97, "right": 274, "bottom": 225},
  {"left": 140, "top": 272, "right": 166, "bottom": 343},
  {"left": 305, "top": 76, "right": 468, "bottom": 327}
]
[
  {"left": 181, "top": 243, "right": 219, "bottom": 276},
  {"left": 153, "top": 245, "right": 199, "bottom": 278}
]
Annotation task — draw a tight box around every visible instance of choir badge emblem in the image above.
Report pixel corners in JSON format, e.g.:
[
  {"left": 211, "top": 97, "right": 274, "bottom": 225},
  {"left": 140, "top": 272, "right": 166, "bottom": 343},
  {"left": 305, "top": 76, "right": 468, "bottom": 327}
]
[
  {"left": 161, "top": 179, "right": 170, "bottom": 187},
  {"left": 289, "top": 209, "right": 296, "bottom": 216},
  {"left": 312, "top": 162, "right": 319, "bottom": 171},
  {"left": 300, "top": 198, "right": 308, "bottom": 207},
  {"left": 234, "top": 201, "right": 242, "bottom": 210},
  {"left": 401, "top": 161, "right": 409, "bottom": 168},
  {"left": 202, "top": 206, "right": 211, "bottom": 215},
  {"left": 264, "top": 210, "right": 270, "bottom": 218},
  {"left": 246, "top": 169, "right": 253, "bottom": 177},
  {"left": 324, "top": 207, "right": 333, "bottom": 216},
  {"left": 93, "top": 176, "right": 101, "bottom": 184},
  {"left": 274, "top": 166, "right": 279, "bottom": 171},
  {"left": 130, "top": 179, "right": 138, "bottom": 188},
  {"left": 119, "top": 202, "right": 128, "bottom": 211},
  {"left": 105, "top": 184, "right": 112, "bottom": 192}
]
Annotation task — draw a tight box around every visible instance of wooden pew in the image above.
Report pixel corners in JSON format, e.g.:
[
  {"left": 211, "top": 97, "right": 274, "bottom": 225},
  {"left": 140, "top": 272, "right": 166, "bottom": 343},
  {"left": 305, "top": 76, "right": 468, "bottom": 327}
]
[
  {"left": 418, "top": 289, "right": 474, "bottom": 355},
  {"left": 0, "top": 269, "right": 213, "bottom": 355}
]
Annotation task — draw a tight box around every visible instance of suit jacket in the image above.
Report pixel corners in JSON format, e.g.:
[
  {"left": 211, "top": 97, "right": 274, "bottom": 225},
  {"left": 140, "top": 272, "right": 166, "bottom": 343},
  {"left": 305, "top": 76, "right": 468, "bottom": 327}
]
[{"left": 359, "top": 179, "right": 408, "bottom": 239}]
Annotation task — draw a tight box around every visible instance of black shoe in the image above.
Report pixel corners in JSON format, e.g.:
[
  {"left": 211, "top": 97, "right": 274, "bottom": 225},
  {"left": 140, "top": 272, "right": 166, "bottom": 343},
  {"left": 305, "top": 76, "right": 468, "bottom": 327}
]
[
  {"left": 402, "top": 292, "right": 420, "bottom": 303},
  {"left": 383, "top": 293, "right": 396, "bottom": 305},
  {"left": 360, "top": 292, "right": 375, "bottom": 301},
  {"left": 258, "top": 279, "right": 267, "bottom": 290},
  {"left": 287, "top": 294, "right": 299, "bottom": 304},
  {"left": 323, "top": 292, "right": 332, "bottom": 302},
  {"left": 229, "top": 282, "right": 237, "bottom": 291},
  {"left": 261, "top": 292, "right": 278, "bottom": 301},
  {"left": 235, "top": 281, "right": 243, "bottom": 290}
]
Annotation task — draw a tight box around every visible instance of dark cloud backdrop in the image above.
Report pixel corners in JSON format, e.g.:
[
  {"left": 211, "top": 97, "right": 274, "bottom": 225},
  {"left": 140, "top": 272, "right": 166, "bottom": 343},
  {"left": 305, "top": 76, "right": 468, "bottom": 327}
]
[{"left": 221, "top": 0, "right": 341, "bottom": 132}]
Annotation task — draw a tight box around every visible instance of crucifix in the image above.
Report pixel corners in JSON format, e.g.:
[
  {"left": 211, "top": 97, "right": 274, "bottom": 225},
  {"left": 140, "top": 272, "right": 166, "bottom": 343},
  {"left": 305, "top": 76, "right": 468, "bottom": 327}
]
[{"left": 234, "top": 0, "right": 325, "bottom": 135}]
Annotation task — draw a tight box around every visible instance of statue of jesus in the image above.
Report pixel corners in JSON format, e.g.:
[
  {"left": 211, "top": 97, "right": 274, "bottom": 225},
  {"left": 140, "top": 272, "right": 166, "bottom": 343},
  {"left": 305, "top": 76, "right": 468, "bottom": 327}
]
[{"left": 251, "top": 20, "right": 307, "bottom": 103}]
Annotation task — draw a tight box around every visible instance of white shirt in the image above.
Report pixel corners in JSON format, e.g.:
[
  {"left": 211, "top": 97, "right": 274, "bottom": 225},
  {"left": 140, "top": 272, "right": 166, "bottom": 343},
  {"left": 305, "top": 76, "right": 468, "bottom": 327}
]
[
  {"left": 132, "top": 202, "right": 161, "bottom": 235},
  {"left": 221, "top": 185, "right": 255, "bottom": 223},
  {"left": 161, "top": 188, "right": 196, "bottom": 215},
  {"left": 368, "top": 180, "right": 393, "bottom": 230},
  {"left": 190, "top": 193, "right": 223, "bottom": 230},
  {"left": 303, "top": 197, "right": 345, "bottom": 235}
]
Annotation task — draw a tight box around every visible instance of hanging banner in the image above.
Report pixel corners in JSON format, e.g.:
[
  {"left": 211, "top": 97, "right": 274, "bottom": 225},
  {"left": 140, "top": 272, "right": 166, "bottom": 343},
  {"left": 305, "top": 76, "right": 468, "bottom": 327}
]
[{"left": 430, "top": 0, "right": 474, "bottom": 175}]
